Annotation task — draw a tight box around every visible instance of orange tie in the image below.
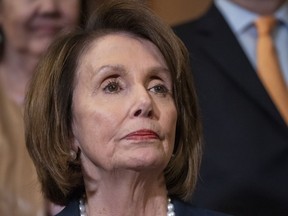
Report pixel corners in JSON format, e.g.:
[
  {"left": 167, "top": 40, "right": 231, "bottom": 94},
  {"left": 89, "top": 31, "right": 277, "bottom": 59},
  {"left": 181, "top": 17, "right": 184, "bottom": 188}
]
[{"left": 255, "top": 16, "right": 288, "bottom": 124}]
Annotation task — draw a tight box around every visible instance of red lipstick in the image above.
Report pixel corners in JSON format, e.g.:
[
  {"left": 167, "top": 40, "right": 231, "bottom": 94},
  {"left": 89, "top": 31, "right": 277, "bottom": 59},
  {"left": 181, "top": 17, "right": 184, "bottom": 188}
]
[{"left": 124, "top": 129, "right": 159, "bottom": 140}]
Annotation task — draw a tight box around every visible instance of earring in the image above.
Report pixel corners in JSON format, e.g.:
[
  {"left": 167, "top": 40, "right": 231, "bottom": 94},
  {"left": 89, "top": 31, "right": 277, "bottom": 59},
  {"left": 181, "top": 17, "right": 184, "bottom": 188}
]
[{"left": 70, "top": 150, "right": 77, "bottom": 160}]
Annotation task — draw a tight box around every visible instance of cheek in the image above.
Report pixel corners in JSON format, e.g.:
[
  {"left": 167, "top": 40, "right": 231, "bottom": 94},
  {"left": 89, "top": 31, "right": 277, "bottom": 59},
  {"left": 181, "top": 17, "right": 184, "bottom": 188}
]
[
  {"left": 73, "top": 106, "right": 122, "bottom": 150},
  {"left": 1, "top": 20, "right": 26, "bottom": 45},
  {"left": 162, "top": 102, "right": 177, "bottom": 130},
  {"left": 1, "top": 9, "right": 32, "bottom": 40},
  {"left": 163, "top": 105, "right": 178, "bottom": 145},
  {"left": 60, "top": 2, "right": 81, "bottom": 24},
  {"left": 1, "top": 12, "right": 22, "bottom": 28},
  {"left": 3, "top": 2, "right": 31, "bottom": 22},
  {"left": 73, "top": 111, "right": 122, "bottom": 169}
]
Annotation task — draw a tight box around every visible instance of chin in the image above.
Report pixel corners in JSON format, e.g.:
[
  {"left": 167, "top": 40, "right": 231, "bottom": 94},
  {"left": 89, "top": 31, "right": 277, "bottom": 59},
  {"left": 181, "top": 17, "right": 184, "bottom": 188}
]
[
  {"left": 31, "top": 38, "right": 55, "bottom": 55},
  {"left": 121, "top": 152, "right": 169, "bottom": 172}
]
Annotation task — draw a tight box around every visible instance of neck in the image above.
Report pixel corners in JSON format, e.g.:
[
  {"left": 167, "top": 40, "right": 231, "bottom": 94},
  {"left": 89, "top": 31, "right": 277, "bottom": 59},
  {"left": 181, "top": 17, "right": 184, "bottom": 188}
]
[
  {"left": 83, "top": 170, "right": 169, "bottom": 216},
  {"left": 230, "top": 0, "right": 286, "bottom": 15},
  {"left": 0, "top": 46, "right": 40, "bottom": 105}
]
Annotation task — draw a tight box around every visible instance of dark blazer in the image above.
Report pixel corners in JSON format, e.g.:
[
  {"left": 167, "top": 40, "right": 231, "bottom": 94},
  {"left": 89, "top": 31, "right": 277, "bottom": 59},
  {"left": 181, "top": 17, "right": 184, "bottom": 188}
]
[
  {"left": 56, "top": 197, "right": 230, "bottom": 216},
  {"left": 173, "top": 3, "right": 288, "bottom": 216}
]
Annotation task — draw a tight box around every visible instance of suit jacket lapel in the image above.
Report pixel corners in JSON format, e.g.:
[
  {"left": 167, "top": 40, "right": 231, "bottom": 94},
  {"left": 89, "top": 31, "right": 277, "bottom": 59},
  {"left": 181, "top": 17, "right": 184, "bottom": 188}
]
[{"left": 193, "top": 4, "right": 286, "bottom": 127}]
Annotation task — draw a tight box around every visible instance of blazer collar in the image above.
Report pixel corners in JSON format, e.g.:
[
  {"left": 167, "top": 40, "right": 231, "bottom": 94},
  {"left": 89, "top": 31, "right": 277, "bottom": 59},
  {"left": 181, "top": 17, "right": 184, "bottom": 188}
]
[{"left": 193, "top": 3, "right": 287, "bottom": 127}]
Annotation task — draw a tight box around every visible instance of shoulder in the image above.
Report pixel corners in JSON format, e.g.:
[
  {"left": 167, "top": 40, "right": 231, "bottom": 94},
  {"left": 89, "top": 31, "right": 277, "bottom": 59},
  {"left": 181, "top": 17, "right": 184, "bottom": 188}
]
[
  {"left": 173, "top": 3, "right": 224, "bottom": 38},
  {"left": 55, "top": 200, "right": 79, "bottom": 216},
  {"left": 173, "top": 198, "right": 232, "bottom": 216}
]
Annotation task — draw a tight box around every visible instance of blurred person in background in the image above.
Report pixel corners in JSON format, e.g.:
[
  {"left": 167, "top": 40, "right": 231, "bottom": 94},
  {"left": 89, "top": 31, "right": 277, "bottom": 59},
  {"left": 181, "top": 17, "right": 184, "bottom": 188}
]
[
  {"left": 0, "top": 0, "right": 89, "bottom": 215},
  {"left": 174, "top": 0, "right": 288, "bottom": 215}
]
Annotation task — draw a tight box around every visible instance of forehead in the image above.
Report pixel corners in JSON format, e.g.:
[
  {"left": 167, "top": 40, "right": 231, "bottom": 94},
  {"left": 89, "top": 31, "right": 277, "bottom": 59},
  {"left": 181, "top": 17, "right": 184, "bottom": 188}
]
[
  {"left": 76, "top": 32, "right": 169, "bottom": 77},
  {"left": 82, "top": 32, "right": 164, "bottom": 61}
]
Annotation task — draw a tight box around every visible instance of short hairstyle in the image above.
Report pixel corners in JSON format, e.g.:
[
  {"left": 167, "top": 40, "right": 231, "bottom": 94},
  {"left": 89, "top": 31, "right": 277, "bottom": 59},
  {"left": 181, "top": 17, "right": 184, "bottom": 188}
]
[{"left": 25, "top": 0, "right": 202, "bottom": 205}]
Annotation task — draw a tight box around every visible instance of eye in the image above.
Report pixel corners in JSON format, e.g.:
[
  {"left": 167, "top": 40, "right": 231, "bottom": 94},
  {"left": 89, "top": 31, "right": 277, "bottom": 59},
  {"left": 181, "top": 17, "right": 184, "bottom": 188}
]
[
  {"left": 148, "top": 84, "right": 169, "bottom": 95},
  {"left": 103, "top": 80, "right": 122, "bottom": 93}
]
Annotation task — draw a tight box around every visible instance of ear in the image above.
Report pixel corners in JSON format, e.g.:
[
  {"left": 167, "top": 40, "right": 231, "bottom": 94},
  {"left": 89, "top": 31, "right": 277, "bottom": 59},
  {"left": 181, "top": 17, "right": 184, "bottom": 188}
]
[
  {"left": 71, "top": 137, "right": 80, "bottom": 152},
  {"left": 69, "top": 134, "right": 80, "bottom": 161},
  {"left": 70, "top": 120, "right": 80, "bottom": 152}
]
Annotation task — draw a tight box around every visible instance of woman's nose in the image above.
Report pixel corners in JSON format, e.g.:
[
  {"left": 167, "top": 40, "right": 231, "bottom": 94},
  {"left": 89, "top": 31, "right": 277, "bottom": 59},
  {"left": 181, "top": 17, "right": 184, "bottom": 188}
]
[
  {"left": 131, "top": 87, "right": 153, "bottom": 118},
  {"left": 39, "top": 0, "right": 58, "bottom": 13}
]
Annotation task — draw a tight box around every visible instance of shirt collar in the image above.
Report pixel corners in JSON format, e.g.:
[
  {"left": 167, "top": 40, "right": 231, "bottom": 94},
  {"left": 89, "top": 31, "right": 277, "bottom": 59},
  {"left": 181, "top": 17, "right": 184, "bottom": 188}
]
[
  {"left": 215, "top": 0, "right": 288, "bottom": 33},
  {"left": 276, "top": 2, "right": 288, "bottom": 26}
]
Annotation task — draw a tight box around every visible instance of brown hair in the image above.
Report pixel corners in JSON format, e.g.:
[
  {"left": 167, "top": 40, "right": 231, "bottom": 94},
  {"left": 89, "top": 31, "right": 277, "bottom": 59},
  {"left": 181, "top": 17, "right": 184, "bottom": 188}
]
[{"left": 25, "top": 0, "right": 202, "bottom": 205}]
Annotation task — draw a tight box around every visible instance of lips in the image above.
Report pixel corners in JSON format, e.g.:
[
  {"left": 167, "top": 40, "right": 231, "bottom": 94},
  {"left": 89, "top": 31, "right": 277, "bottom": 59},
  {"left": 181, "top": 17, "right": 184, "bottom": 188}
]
[
  {"left": 32, "top": 25, "right": 61, "bottom": 36},
  {"left": 124, "top": 129, "right": 160, "bottom": 140},
  {"left": 29, "top": 19, "right": 63, "bottom": 36}
]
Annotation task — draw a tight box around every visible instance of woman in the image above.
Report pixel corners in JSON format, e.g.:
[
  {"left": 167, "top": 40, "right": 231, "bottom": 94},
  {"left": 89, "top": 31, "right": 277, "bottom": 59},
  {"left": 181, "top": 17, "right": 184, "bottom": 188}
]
[
  {"left": 25, "top": 1, "right": 230, "bottom": 215},
  {"left": 0, "top": 0, "right": 89, "bottom": 215}
]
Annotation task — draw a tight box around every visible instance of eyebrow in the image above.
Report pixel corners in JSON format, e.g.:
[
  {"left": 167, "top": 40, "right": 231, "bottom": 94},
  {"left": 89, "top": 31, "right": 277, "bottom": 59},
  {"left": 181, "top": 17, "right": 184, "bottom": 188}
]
[
  {"left": 149, "top": 66, "right": 170, "bottom": 76},
  {"left": 93, "top": 64, "right": 171, "bottom": 79},
  {"left": 96, "top": 64, "right": 127, "bottom": 75},
  {"left": 89, "top": 64, "right": 127, "bottom": 80}
]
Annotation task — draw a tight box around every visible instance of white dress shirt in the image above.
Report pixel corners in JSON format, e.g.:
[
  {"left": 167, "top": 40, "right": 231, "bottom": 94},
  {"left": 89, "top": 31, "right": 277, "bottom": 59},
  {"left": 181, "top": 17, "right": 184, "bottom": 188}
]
[{"left": 215, "top": 0, "right": 288, "bottom": 85}]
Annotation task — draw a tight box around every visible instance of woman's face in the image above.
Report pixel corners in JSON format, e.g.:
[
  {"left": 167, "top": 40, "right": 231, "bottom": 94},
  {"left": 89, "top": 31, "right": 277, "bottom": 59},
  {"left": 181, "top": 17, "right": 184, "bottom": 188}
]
[
  {"left": 72, "top": 33, "right": 177, "bottom": 174},
  {"left": 0, "top": 0, "right": 80, "bottom": 56}
]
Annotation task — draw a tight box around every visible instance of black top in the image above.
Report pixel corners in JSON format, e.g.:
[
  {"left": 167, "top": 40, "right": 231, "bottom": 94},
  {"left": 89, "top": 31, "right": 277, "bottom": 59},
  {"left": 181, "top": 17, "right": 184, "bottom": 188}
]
[{"left": 56, "top": 197, "right": 231, "bottom": 216}]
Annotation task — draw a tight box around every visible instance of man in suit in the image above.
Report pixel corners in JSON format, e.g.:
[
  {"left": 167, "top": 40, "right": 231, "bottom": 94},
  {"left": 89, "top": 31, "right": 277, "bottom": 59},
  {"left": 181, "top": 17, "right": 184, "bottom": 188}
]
[{"left": 173, "top": 0, "right": 288, "bottom": 215}]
